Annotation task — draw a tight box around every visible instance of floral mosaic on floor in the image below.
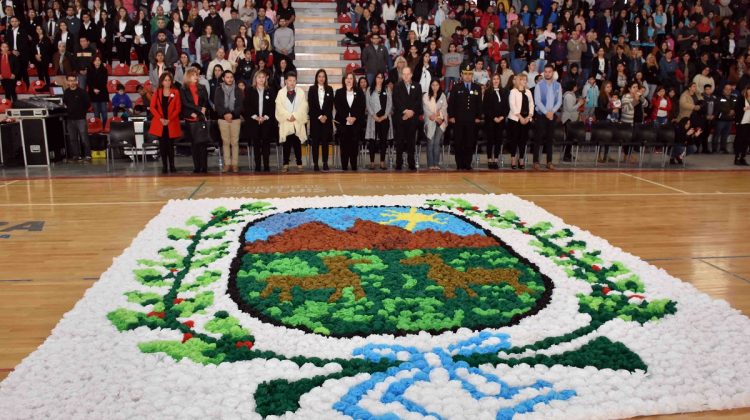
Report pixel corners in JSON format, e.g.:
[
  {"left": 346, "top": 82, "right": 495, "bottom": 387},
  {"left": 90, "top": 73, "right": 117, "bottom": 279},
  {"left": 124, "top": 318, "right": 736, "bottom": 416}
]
[{"left": 1, "top": 194, "right": 749, "bottom": 419}]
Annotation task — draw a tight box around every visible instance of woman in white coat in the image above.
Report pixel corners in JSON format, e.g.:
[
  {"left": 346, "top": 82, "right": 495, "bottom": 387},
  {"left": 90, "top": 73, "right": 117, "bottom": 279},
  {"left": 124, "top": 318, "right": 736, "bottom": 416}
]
[
  {"left": 507, "top": 73, "right": 534, "bottom": 170},
  {"left": 423, "top": 78, "right": 448, "bottom": 170},
  {"left": 275, "top": 71, "right": 309, "bottom": 172}
]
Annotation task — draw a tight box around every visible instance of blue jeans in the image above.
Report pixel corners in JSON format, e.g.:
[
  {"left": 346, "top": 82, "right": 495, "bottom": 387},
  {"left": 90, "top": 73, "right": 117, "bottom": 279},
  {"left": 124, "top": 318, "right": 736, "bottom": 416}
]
[
  {"left": 714, "top": 121, "right": 732, "bottom": 152},
  {"left": 426, "top": 126, "right": 443, "bottom": 167},
  {"left": 67, "top": 119, "right": 91, "bottom": 159},
  {"left": 366, "top": 72, "right": 376, "bottom": 87},
  {"left": 671, "top": 143, "right": 696, "bottom": 158},
  {"left": 92, "top": 102, "right": 108, "bottom": 125},
  {"left": 511, "top": 58, "right": 527, "bottom": 74},
  {"left": 654, "top": 116, "right": 668, "bottom": 126}
]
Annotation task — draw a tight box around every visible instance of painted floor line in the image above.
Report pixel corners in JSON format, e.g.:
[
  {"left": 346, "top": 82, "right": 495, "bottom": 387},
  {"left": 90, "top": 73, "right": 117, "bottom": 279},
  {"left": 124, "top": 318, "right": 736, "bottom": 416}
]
[
  {"left": 0, "top": 180, "right": 19, "bottom": 188},
  {"left": 188, "top": 181, "right": 206, "bottom": 199},
  {"left": 619, "top": 172, "right": 690, "bottom": 194},
  {"left": 698, "top": 259, "right": 750, "bottom": 285},
  {"left": 463, "top": 177, "right": 490, "bottom": 193}
]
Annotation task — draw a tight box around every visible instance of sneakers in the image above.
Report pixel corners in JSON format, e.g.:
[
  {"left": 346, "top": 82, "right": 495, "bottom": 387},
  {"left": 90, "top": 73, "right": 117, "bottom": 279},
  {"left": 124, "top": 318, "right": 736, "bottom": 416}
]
[
  {"left": 282, "top": 165, "right": 289, "bottom": 173},
  {"left": 735, "top": 158, "right": 749, "bottom": 166}
]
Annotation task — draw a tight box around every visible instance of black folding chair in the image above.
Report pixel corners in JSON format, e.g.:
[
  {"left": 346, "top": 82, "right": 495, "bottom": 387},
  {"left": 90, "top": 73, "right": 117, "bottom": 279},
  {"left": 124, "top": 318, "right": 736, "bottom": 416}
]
[
  {"left": 633, "top": 123, "right": 660, "bottom": 167},
  {"left": 591, "top": 121, "right": 616, "bottom": 166},
  {"left": 106, "top": 121, "right": 137, "bottom": 171},
  {"left": 612, "top": 123, "right": 638, "bottom": 166},
  {"left": 657, "top": 124, "right": 677, "bottom": 167},
  {"left": 564, "top": 121, "right": 587, "bottom": 166}
]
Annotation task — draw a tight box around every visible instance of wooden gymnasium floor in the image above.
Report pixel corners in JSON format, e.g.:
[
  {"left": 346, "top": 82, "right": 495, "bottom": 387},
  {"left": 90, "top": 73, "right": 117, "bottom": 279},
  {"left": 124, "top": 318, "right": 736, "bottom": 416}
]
[{"left": 1, "top": 171, "right": 750, "bottom": 419}]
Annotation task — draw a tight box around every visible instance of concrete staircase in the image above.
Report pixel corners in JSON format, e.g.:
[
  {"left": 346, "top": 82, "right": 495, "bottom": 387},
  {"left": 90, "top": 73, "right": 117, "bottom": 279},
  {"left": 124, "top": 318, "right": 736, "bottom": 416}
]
[{"left": 293, "top": 1, "right": 359, "bottom": 89}]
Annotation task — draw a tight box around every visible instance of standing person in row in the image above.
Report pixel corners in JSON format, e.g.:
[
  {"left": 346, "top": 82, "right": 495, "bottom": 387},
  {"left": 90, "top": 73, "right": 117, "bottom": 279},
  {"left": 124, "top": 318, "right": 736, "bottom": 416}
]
[
  {"left": 393, "top": 67, "right": 422, "bottom": 170},
  {"left": 448, "top": 63, "right": 482, "bottom": 171},
  {"left": 533, "top": 64, "right": 562, "bottom": 170},
  {"left": 507, "top": 73, "right": 534, "bottom": 170},
  {"left": 335, "top": 73, "right": 366, "bottom": 171},
  {"left": 0, "top": 42, "right": 19, "bottom": 101},
  {"left": 180, "top": 67, "right": 210, "bottom": 173},
  {"left": 275, "top": 71, "right": 308, "bottom": 173},
  {"left": 423, "top": 78, "right": 448, "bottom": 170},
  {"left": 88, "top": 56, "right": 109, "bottom": 127},
  {"left": 148, "top": 72, "right": 182, "bottom": 174},
  {"left": 63, "top": 73, "right": 91, "bottom": 162},
  {"left": 308, "top": 69, "right": 335, "bottom": 171},
  {"left": 483, "top": 73, "right": 509, "bottom": 169},
  {"left": 214, "top": 70, "right": 243, "bottom": 173},
  {"left": 735, "top": 86, "right": 750, "bottom": 166},
  {"left": 366, "top": 72, "right": 393, "bottom": 170},
  {"left": 243, "top": 70, "right": 275, "bottom": 172}
]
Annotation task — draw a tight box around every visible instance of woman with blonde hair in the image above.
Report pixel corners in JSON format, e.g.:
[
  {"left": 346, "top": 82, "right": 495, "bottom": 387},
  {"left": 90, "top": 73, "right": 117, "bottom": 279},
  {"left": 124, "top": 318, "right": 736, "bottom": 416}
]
[
  {"left": 252, "top": 24, "right": 271, "bottom": 52},
  {"left": 181, "top": 66, "right": 211, "bottom": 173},
  {"left": 507, "top": 73, "right": 534, "bottom": 170},
  {"left": 242, "top": 69, "right": 276, "bottom": 172}
]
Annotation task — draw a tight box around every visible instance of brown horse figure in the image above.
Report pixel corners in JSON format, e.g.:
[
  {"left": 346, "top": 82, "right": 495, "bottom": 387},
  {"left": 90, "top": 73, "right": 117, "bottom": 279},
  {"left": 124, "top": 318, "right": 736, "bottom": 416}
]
[
  {"left": 400, "top": 253, "right": 529, "bottom": 298},
  {"left": 260, "top": 255, "right": 371, "bottom": 303}
]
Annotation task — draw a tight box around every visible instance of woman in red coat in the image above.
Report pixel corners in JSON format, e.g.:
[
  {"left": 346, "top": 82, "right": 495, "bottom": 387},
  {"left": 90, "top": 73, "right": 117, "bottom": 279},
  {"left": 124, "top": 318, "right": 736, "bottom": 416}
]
[
  {"left": 149, "top": 72, "right": 183, "bottom": 173},
  {"left": 650, "top": 86, "right": 673, "bottom": 125}
]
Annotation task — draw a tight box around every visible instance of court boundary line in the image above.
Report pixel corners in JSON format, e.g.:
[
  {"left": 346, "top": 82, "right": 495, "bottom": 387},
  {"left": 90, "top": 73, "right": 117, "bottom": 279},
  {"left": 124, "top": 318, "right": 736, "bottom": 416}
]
[
  {"left": 187, "top": 181, "right": 206, "bottom": 199},
  {"left": 619, "top": 172, "right": 690, "bottom": 194},
  {"left": 0, "top": 180, "right": 18, "bottom": 188},
  {"left": 463, "top": 177, "right": 490, "bottom": 193},
  {"left": 698, "top": 259, "right": 750, "bottom": 285}
]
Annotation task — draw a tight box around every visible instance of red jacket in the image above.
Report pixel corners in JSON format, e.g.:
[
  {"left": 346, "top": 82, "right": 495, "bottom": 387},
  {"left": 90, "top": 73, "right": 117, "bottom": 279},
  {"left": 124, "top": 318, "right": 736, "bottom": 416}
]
[
  {"left": 650, "top": 95, "right": 672, "bottom": 121},
  {"left": 148, "top": 87, "right": 183, "bottom": 139},
  {"left": 478, "top": 11, "right": 499, "bottom": 32}
]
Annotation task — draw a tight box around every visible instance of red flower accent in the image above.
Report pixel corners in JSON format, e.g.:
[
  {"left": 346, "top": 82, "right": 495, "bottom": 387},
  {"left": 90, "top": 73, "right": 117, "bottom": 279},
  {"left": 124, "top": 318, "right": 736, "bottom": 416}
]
[
  {"left": 559, "top": 254, "right": 566, "bottom": 259},
  {"left": 457, "top": 208, "right": 464, "bottom": 212},
  {"left": 519, "top": 221, "right": 527, "bottom": 226},
  {"left": 471, "top": 206, "right": 479, "bottom": 211},
  {"left": 629, "top": 294, "right": 645, "bottom": 300},
  {"left": 181, "top": 333, "right": 193, "bottom": 343},
  {"left": 182, "top": 320, "right": 195, "bottom": 328},
  {"left": 173, "top": 298, "right": 184, "bottom": 304},
  {"left": 569, "top": 250, "right": 575, "bottom": 255},
  {"left": 485, "top": 214, "right": 494, "bottom": 219},
  {"left": 170, "top": 268, "right": 178, "bottom": 273},
  {"left": 235, "top": 341, "right": 254, "bottom": 349},
  {"left": 602, "top": 287, "right": 611, "bottom": 295},
  {"left": 189, "top": 235, "right": 195, "bottom": 239},
  {"left": 147, "top": 311, "right": 165, "bottom": 319},
  {"left": 592, "top": 265, "right": 602, "bottom": 272}
]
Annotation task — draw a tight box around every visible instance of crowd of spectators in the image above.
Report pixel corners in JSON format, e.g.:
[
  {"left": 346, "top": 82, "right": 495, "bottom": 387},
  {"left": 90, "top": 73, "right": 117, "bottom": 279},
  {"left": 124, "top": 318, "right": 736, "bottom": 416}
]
[{"left": 0, "top": 0, "right": 748, "bottom": 171}]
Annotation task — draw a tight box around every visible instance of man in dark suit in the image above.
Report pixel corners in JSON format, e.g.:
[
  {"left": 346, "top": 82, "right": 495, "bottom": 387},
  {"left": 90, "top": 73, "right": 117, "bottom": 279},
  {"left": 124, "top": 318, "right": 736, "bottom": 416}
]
[
  {"left": 4, "top": 16, "right": 30, "bottom": 87},
  {"left": 448, "top": 62, "right": 482, "bottom": 170},
  {"left": 78, "top": 12, "right": 98, "bottom": 44},
  {"left": 392, "top": 66, "right": 422, "bottom": 170}
]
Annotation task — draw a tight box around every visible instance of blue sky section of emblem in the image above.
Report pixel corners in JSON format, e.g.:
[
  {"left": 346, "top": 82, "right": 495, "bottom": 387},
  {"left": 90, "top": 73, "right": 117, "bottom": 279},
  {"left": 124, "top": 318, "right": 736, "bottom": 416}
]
[{"left": 245, "top": 206, "right": 485, "bottom": 242}]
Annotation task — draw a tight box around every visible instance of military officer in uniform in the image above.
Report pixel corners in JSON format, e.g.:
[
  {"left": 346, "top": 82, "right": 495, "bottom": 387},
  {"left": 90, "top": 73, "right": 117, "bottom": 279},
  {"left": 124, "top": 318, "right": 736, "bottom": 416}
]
[{"left": 448, "top": 62, "right": 483, "bottom": 170}]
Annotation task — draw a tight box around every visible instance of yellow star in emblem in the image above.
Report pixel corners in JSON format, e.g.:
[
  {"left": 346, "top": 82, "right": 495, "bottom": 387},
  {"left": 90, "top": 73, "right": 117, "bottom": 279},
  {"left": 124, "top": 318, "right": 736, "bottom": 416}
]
[{"left": 379, "top": 207, "right": 446, "bottom": 231}]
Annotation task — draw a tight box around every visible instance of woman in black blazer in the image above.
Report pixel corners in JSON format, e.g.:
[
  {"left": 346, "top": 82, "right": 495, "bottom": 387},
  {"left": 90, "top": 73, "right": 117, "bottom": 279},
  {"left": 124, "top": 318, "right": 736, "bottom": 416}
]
[
  {"left": 113, "top": 8, "right": 135, "bottom": 65},
  {"left": 307, "top": 69, "right": 335, "bottom": 171},
  {"left": 87, "top": 56, "right": 110, "bottom": 125},
  {"left": 483, "top": 73, "right": 510, "bottom": 170},
  {"left": 31, "top": 25, "right": 52, "bottom": 86},
  {"left": 242, "top": 69, "right": 276, "bottom": 172},
  {"left": 180, "top": 66, "right": 211, "bottom": 173},
  {"left": 53, "top": 21, "right": 76, "bottom": 53},
  {"left": 334, "top": 73, "right": 366, "bottom": 171},
  {"left": 735, "top": 86, "right": 750, "bottom": 166}
]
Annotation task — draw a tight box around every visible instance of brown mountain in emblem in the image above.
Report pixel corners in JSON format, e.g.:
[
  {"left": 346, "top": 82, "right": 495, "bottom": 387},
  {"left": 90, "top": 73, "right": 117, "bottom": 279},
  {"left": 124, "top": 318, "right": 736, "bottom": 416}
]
[{"left": 244, "top": 219, "right": 499, "bottom": 253}]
